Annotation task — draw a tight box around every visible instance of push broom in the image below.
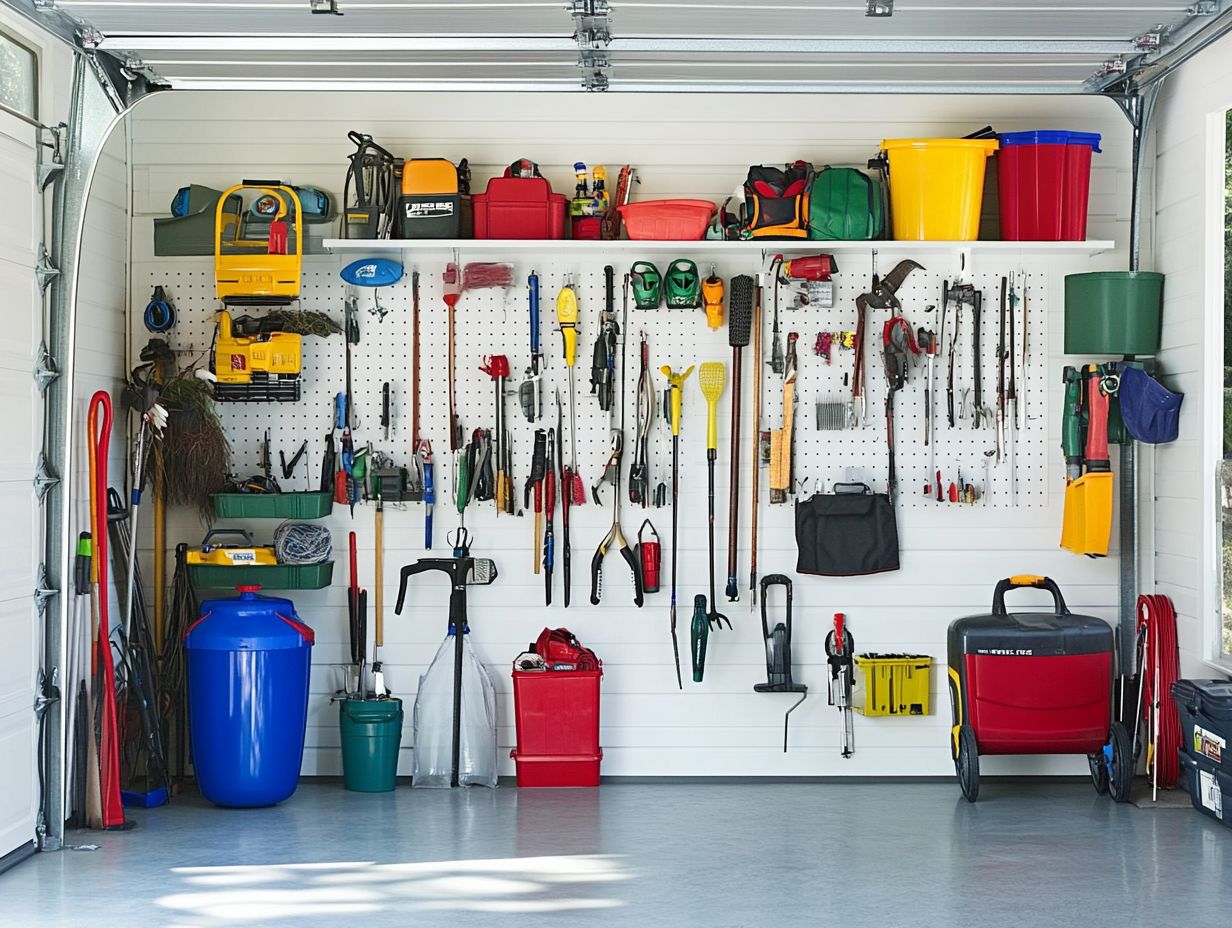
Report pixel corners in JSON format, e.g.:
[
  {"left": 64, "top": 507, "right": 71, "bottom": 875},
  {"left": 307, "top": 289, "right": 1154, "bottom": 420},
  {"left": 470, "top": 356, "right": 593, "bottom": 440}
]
[{"left": 725, "top": 276, "right": 754, "bottom": 601}]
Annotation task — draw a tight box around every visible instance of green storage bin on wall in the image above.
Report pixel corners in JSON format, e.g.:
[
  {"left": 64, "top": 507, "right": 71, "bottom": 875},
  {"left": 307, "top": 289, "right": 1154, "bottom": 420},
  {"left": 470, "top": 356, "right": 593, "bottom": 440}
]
[{"left": 1064, "top": 271, "right": 1164, "bottom": 355}]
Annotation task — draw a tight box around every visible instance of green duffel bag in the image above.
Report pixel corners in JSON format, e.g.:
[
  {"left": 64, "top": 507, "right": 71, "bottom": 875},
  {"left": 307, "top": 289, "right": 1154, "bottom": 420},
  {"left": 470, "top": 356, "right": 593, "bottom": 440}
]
[{"left": 808, "top": 166, "right": 886, "bottom": 240}]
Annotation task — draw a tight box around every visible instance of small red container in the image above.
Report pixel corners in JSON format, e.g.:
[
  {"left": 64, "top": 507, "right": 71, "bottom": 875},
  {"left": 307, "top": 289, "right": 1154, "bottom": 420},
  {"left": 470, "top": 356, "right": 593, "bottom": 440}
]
[
  {"left": 618, "top": 199, "right": 716, "bottom": 240},
  {"left": 997, "top": 130, "right": 1101, "bottom": 241},
  {"left": 511, "top": 666, "right": 602, "bottom": 787},
  {"left": 571, "top": 216, "right": 603, "bottom": 240},
  {"left": 473, "top": 176, "right": 567, "bottom": 240}
]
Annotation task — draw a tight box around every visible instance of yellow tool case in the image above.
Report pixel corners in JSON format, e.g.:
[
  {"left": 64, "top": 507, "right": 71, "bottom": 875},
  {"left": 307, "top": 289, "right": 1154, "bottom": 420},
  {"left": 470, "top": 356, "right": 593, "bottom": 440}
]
[
  {"left": 186, "top": 529, "right": 278, "bottom": 567},
  {"left": 398, "top": 158, "right": 470, "bottom": 239},
  {"left": 214, "top": 181, "right": 303, "bottom": 303},
  {"left": 853, "top": 654, "right": 933, "bottom": 716},
  {"left": 210, "top": 309, "right": 302, "bottom": 402}
]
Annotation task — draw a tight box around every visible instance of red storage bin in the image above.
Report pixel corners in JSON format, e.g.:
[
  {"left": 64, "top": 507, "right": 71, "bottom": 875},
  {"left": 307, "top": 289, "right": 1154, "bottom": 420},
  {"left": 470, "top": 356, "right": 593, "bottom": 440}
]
[
  {"left": 997, "top": 130, "right": 1101, "bottom": 241},
  {"left": 618, "top": 199, "right": 716, "bottom": 240},
  {"left": 511, "top": 666, "right": 602, "bottom": 787},
  {"left": 473, "top": 176, "right": 567, "bottom": 240}
]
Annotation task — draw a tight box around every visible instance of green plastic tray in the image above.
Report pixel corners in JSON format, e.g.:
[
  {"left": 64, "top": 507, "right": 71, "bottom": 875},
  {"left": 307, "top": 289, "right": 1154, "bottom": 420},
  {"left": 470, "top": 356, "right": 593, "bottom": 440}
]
[
  {"left": 211, "top": 491, "right": 333, "bottom": 520},
  {"left": 189, "top": 561, "right": 334, "bottom": 590}
]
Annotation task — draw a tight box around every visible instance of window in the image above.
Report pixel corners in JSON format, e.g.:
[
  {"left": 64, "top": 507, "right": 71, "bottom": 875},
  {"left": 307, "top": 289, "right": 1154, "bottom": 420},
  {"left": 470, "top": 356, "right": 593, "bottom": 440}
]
[
  {"left": 1223, "top": 108, "right": 1232, "bottom": 662},
  {"left": 0, "top": 29, "right": 37, "bottom": 122}
]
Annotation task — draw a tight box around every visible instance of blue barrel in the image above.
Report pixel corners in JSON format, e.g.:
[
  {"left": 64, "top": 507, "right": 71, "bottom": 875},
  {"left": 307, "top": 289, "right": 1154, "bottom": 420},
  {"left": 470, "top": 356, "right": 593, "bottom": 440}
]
[{"left": 185, "top": 585, "right": 314, "bottom": 807}]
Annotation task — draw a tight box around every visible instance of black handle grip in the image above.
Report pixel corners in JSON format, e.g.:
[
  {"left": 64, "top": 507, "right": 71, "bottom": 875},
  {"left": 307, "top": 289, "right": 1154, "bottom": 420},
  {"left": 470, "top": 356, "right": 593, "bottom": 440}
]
[
  {"left": 200, "top": 528, "right": 255, "bottom": 547},
  {"left": 991, "top": 575, "right": 1069, "bottom": 616},
  {"left": 589, "top": 548, "right": 604, "bottom": 606},
  {"left": 395, "top": 559, "right": 455, "bottom": 613},
  {"left": 620, "top": 544, "right": 644, "bottom": 608}
]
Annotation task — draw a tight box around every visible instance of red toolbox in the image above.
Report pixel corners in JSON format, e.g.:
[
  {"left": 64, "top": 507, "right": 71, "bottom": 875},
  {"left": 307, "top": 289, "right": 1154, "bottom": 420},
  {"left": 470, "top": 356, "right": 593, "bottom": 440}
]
[
  {"left": 947, "top": 576, "right": 1126, "bottom": 802},
  {"left": 511, "top": 628, "right": 602, "bottom": 787},
  {"left": 473, "top": 160, "right": 567, "bottom": 239}
]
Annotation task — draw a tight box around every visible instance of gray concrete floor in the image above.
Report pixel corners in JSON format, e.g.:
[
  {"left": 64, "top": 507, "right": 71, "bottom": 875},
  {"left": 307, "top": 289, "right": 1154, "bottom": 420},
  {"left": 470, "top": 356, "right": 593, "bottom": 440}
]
[{"left": 2, "top": 780, "right": 1227, "bottom": 927}]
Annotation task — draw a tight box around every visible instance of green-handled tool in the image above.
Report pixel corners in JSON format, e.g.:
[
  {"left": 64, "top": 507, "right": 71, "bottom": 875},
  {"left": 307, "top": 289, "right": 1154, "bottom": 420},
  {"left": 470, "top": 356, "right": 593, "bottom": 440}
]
[{"left": 690, "top": 594, "right": 709, "bottom": 683}]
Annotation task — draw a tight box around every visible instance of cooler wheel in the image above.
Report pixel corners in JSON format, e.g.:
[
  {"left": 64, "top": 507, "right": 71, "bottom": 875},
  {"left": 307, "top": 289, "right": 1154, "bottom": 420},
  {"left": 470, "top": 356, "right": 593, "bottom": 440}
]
[
  {"left": 956, "top": 724, "right": 979, "bottom": 803},
  {"left": 1088, "top": 751, "right": 1109, "bottom": 795},
  {"left": 1106, "top": 721, "right": 1132, "bottom": 803}
]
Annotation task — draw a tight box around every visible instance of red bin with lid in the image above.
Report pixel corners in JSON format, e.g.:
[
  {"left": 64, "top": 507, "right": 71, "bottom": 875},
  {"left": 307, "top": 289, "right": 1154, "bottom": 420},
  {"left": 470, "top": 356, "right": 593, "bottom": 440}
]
[
  {"left": 510, "top": 628, "right": 602, "bottom": 787},
  {"left": 997, "top": 130, "right": 1101, "bottom": 241}
]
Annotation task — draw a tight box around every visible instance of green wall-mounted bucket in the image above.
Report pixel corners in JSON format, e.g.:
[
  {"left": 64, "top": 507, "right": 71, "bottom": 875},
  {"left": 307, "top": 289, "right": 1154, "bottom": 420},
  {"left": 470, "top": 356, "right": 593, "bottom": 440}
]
[
  {"left": 1064, "top": 271, "right": 1164, "bottom": 355},
  {"left": 339, "top": 697, "right": 403, "bottom": 792}
]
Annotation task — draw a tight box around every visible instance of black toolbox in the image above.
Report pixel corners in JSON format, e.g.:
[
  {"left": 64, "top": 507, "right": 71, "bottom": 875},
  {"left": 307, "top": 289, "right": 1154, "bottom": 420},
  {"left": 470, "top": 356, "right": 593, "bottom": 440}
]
[{"left": 1171, "top": 679, "right": 1232, "bottom": 827}]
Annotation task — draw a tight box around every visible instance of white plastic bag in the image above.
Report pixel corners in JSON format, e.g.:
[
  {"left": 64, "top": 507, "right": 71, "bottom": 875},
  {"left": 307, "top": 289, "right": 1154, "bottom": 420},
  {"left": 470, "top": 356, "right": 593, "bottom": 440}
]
[{"left": 412, "top": 633, "right": 498, "bottom": 788}]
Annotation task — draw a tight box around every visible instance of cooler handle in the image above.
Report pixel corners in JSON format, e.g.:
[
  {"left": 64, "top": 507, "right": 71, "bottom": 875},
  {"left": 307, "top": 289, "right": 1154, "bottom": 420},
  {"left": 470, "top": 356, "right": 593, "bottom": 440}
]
[{"left": 991, "top": 575, "right": 1069, "bottom": 616}]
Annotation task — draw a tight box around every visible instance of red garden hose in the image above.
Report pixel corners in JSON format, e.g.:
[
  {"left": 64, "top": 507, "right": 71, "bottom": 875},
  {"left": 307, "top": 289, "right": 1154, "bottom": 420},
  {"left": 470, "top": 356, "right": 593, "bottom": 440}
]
[{"left": 1136, "top": 594, "right": 1180, "bottom": 789}]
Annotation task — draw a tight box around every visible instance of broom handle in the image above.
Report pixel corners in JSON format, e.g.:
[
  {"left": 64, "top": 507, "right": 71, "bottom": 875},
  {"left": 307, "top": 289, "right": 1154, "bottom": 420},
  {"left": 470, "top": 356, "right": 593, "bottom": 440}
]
[
  {"left": 726, "top": 346, "right": 743, "bottom": 597},
  {"left": 374, "top": 504, "right": 384, "bottom": 650},
  {"left": 749, "top": 282, "right": 763, "bottom": 608}
]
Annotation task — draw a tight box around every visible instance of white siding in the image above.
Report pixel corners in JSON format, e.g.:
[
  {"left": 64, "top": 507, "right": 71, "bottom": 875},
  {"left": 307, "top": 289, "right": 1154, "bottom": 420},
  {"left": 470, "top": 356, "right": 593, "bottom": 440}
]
[
  {"left": 128, "top": 89, "right": 1134, "bottom": 777},
  {"left": 1149, "top": 35, "right": 1232, "bottom": 675}
]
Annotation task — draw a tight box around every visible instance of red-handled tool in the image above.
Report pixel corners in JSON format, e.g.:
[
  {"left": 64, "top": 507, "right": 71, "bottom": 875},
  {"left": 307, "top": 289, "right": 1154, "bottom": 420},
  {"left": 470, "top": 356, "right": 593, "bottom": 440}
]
[
  {"left": 88, "top": 391, "right": 125, "bottom": 829},
  {"left": 825, "top": 612, "right": 856, "bottom": 759}
]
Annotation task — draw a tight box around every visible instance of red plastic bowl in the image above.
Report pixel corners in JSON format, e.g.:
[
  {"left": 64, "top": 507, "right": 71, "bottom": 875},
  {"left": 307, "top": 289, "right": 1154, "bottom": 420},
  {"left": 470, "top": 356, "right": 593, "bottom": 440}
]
[{"left": 618, "top": 199, "right": 717, "bottom": 240}]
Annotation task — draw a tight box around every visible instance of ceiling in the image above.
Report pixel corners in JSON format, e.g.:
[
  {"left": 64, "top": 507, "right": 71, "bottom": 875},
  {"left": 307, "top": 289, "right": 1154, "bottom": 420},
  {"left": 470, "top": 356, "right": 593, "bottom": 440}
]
[{"left": 22, "top": 0, "right": 1232, "bottom": 93}]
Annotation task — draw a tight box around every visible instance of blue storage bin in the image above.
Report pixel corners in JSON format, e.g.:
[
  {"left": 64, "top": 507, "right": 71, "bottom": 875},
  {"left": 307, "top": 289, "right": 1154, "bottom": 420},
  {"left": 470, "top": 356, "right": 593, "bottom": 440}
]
[{"left": 185, "top": 585, "right": 315, "bottom": 807}]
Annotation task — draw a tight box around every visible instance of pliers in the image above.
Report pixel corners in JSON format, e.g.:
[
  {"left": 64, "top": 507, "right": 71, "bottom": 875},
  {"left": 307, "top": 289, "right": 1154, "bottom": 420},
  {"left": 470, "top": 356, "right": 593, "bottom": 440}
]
[{"left": 590, "top": 432, "right": 644, "bottom": 607}]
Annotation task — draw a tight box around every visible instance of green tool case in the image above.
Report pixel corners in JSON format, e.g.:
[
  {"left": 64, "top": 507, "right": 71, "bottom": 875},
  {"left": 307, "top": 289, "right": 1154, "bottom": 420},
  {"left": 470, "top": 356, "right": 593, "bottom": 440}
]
[{"left": 808, "top": 166, "right": 886, "bottom": 241}]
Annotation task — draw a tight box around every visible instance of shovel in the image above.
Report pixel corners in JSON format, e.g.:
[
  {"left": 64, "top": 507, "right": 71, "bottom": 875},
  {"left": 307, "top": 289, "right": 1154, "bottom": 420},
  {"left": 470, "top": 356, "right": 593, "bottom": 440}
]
[{"left": 1061, "top": 366, "right": 1114, "bottom": 556}]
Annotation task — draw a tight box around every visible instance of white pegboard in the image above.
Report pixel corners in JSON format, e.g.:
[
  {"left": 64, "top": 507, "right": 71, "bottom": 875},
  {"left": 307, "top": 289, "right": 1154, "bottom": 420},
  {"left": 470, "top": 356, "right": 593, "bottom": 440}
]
[{"left": 145, "top": 256, "right": 1046, "bottom": 511}]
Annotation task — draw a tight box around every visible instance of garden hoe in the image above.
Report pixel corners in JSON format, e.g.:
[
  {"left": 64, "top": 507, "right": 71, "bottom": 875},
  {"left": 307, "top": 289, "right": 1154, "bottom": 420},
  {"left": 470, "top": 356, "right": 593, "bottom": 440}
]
[{"left": 662, "top": 362, "right": 694, "bottom": 689}]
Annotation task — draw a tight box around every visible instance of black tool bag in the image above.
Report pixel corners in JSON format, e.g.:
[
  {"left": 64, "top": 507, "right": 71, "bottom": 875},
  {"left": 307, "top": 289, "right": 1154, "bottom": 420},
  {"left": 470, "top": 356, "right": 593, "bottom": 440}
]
[
  {"left": 742, "top": 161, "right": 814, "bottom": 239},
  {"left": 795, "top": 483, "right": 900, "bottom": 576}
]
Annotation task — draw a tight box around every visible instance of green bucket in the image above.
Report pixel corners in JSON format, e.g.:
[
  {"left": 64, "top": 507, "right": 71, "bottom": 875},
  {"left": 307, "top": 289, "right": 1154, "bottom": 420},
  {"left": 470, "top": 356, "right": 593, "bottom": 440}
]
[
  {"left": 339, "top": 697, "right": 403, "bottom": 792},
  {"left": 1064, "top": 271, "right": 1164, "bottom": 356}
]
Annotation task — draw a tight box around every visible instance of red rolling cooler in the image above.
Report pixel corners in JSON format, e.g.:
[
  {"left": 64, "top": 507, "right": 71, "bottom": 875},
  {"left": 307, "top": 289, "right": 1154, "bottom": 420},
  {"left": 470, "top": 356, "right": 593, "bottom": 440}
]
[
  {"left": 473, "top": 158, "right": 568, "bottom": 240},
  {"left": 947, "top": 575, "right": 1128, "bottom": 803},
  {"left": 511, "top": 628, "right": 602, "bottom": 787}
]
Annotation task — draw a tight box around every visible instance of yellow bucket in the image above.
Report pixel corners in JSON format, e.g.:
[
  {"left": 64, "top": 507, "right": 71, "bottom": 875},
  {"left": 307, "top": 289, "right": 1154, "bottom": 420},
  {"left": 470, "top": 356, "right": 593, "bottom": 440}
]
[{"left": 881, "top": 138, "right": 999, "bottom": 240}]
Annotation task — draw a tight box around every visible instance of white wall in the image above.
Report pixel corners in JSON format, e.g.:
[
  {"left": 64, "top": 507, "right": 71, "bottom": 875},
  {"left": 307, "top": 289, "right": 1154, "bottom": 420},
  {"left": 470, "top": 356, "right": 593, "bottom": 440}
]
[
  {"left": 127, "top": 90, "right": 1135, "bottom": 777},
  {"left": 1150, "top": 35, "right": 1232, "bottom": 676}
]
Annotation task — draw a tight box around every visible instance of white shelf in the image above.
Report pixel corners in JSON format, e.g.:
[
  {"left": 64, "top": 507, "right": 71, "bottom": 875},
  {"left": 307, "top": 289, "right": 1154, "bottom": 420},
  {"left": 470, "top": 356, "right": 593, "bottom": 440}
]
[{"left": 322, "top": 238, "right": 1114, "bottom": 257}]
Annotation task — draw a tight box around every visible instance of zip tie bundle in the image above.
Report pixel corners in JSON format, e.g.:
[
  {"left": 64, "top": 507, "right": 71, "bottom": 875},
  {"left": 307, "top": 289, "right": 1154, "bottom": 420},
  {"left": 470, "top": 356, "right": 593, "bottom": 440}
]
[
  {"left": 273, "top": 521, "right": 333, "bottom": 565},
  {"left": 1137, "top": 593, "right": 1180, "bottom": 790}
]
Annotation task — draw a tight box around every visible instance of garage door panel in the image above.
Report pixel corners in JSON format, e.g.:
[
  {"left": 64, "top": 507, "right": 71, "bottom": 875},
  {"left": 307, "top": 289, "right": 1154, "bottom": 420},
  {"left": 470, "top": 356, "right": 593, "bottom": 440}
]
[
  {"left": 0, "top": 482, "right": 37, "bottom": 604},
  {"left": 0, "top": 598, "right": 35, "bottom": 707},
  {"left": 0, "top": 263, "right": 39, "bottom": 374},
  {"left": 0, "top": 369, "right": 38, "bottom": 481},
  {"left": 0, "top": 128, "right": 37, "bottom": 268},
  {"left": 0, "top": 690, "right": 37, "bottom": 861}
]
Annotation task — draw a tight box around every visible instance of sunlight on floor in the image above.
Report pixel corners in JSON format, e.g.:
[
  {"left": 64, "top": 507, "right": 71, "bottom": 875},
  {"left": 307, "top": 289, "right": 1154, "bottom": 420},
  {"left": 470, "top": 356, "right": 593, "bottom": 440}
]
[{"left": 159, "top": 854, "right": 631, "bottom": 922}]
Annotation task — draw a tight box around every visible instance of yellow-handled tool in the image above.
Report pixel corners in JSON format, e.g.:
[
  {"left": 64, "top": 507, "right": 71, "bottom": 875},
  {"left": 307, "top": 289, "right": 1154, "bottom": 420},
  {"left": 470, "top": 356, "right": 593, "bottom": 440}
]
[
  {"left": 557, "top": 278, "right": 583, "bottom": 606},
  {"left": 660, "top": 363, "right": 694, "bottom": 688},
  {"left": 698, "top": 362, "right": 730, "bottom": 634}
]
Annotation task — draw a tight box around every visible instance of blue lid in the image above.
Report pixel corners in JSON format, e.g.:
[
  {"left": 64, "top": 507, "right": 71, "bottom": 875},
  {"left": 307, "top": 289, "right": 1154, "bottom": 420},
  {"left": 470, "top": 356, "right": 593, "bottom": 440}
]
[
  {"left": 186, "top": 587, "right": 314, "bottom": 651},
  {"left": 998, "top": 130, "right": 1101, "bottom": 152},
  {"left": 340, "top": 258, "right": 404, "bottom": 288}
]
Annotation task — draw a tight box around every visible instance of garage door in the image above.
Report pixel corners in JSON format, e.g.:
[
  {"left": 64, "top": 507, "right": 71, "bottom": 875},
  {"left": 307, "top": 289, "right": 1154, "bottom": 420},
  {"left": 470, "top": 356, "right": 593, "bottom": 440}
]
[{"left": 0, "top": 50, "right": 45, "bottom": 864}]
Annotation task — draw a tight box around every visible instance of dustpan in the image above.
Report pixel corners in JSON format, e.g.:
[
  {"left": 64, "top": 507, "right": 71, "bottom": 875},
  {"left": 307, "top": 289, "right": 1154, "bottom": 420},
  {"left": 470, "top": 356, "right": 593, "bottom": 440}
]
[
  {"left": 1061, "top": 367, "right": 1114, "bottom": 556},
  {"left": 1061, "top": 471, "right": 1113, "bottom": 555}
]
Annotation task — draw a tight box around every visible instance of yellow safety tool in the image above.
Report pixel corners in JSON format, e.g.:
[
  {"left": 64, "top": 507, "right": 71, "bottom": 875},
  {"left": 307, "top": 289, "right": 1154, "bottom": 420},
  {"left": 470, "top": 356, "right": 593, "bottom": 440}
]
[
  {"left": 214, "top": 182, "right": 303, "bottom": 302},
  {"left": 662, "top": 364, "right": 695, "bottom": 437},
  {"left": 557, "top": 281, "right": 579, "bottom": 368},
  {"left": 702, "top": 269, "right": 725, "bottom": 330},
  {"left": 660, "top": 363, "right": 694, "bottom": 690},
  {"left": 699, "top": 362, "right": 726, "bottom": 451}
]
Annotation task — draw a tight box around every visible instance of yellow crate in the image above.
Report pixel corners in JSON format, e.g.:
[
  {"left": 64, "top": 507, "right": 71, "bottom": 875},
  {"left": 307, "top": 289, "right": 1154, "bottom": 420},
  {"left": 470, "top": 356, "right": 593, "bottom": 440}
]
[{"left": 853, "top": 654, "right": 933, "bottom": 717}]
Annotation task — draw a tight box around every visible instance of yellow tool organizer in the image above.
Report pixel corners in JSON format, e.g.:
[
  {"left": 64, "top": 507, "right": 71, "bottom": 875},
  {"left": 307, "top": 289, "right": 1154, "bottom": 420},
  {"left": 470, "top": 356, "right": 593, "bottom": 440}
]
[
  {"left": 214, "top": 182, "right": 304, "bottom": 303},
  {"left": 853, "top": 654, "right": 933, "bottom": 717}
]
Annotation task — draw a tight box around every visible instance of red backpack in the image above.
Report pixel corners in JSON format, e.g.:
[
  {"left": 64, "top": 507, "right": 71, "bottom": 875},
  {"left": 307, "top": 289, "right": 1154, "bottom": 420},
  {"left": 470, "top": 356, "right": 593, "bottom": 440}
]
[{"left": 534, "top": 627, "right": 600, "bottom": 671}]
